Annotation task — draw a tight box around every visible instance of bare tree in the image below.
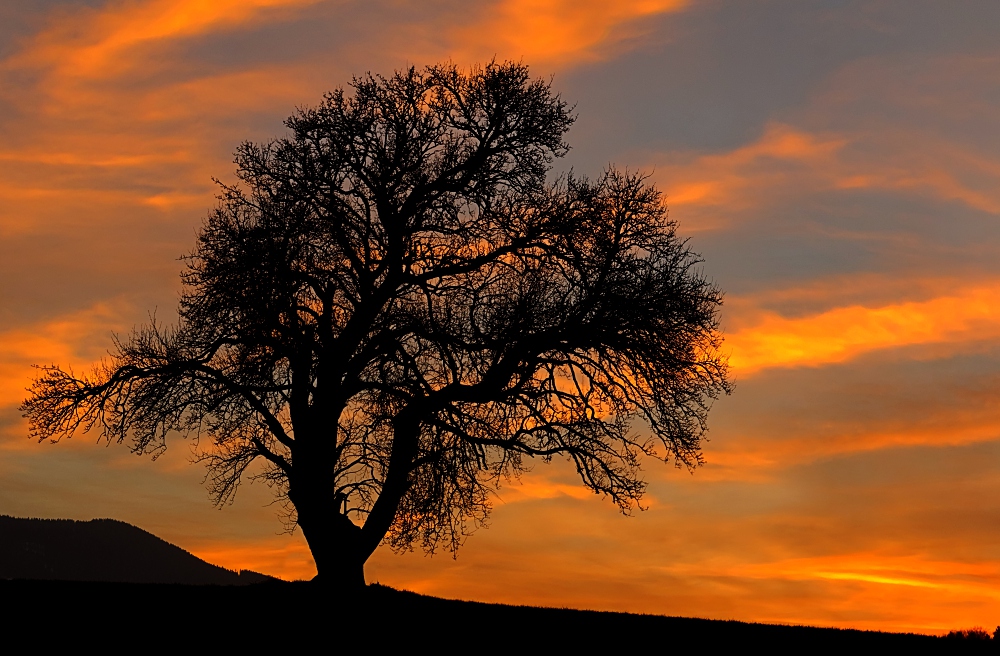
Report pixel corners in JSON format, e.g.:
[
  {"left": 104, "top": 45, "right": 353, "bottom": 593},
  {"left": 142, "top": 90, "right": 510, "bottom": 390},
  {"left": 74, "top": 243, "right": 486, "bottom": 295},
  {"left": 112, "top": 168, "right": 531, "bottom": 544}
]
[{"left": 22, "top": 61, "right": 730, "bottom": 590}]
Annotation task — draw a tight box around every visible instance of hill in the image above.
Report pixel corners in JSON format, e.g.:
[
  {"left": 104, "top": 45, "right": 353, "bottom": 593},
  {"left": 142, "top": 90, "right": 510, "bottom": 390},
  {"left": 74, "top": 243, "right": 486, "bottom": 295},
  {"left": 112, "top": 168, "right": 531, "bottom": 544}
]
[
  {"left": 0, "top": 580, "right": 984, "bottom": 651},
  {"left": 0, "top": 515, "right": 271, "bottom": 585}
]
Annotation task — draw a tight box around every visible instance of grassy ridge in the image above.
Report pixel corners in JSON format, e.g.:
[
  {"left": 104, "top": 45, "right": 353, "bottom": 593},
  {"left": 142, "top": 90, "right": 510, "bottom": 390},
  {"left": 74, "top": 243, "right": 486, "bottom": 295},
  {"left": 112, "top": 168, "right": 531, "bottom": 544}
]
[{"left": 1, "top": 580, "right": 983, "bottom": 651}]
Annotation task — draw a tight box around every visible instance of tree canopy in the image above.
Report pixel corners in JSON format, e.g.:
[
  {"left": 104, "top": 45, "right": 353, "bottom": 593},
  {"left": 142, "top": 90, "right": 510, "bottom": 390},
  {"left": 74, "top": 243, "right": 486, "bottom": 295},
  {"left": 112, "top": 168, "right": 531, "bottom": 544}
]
[{"left": 22, "top": 61, "right": 731, "bottom": 589}]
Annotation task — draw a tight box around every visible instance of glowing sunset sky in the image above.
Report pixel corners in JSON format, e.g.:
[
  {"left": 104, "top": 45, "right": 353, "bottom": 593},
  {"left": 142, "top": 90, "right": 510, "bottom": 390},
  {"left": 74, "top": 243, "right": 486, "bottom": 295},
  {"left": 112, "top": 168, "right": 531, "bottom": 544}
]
[{"left": 3, "top": 0, "right": 1000, "bottom": 635}]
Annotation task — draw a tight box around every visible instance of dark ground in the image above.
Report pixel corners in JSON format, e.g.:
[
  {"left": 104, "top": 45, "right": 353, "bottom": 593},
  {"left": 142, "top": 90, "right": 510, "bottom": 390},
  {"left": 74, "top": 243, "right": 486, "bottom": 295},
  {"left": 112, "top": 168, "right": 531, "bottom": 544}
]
[{"left": 0, "top": 579, "right": 991, "bottom": 652}]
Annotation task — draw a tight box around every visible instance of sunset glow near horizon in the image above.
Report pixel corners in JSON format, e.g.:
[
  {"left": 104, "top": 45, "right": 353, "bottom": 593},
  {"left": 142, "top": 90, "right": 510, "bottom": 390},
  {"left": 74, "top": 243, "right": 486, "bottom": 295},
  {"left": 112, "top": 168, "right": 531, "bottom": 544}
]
[{"left": 2, "top": 0, "right": 1000, "bottom": 635}]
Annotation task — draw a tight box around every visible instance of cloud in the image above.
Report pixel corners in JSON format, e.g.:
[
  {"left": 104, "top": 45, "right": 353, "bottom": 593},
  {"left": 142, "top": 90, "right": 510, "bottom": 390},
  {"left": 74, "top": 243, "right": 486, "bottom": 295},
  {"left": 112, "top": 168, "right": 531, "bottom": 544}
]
[
  {"left": 830, "top": 132, "right": 1000, "bottom": 216},
  {"left": 8, "top": 0, "right": 324, "bottom": 79},
  {"left": 651, "top": 122, "right": 1000, "bottom": 234},
  {"left": 660, "top": 123, "right": 848, "bottom": 212},
  {"left": 703, "top": 552, "right": 1000, "bottom": 632},
  {"left": 495, "top": 477, "right": 597, "bottom": 503},
  {"left": 706, "top": 420, "right": 1000, "bottom": 473},
  {"left": 0, "top": 299, "right": 135, "bottom": 407},
  {"left": 726, "top": 280, "right": 1000, "bottom": 375},
  {"left": 447, "top": 0, "right": 689, "bottom": 67}
]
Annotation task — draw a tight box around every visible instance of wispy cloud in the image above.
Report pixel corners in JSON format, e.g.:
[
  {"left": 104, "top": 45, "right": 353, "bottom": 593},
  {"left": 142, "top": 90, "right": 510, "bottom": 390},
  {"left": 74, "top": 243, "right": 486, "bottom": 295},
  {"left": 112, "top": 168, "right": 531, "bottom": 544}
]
[
  {"left": 727, "top": 281, "right": 1000, "bottom": 375},
  {"left": 8, "top": 0, "right": 324, "bottom": 78},
  {"left": 707, "top": 419, "right": 1000, "bottom": 472},
  {"left": 448, "top": 0, "right": 688, "bottom": 67},
  {"left": 0, "top": 300, "right": 134, "bottom": 407},
  {"left": 662, "top": 123, "right": 848, "bottom": 211},
  {"left": 652, "top": 120, "right": 1000, "bottom": 233}
]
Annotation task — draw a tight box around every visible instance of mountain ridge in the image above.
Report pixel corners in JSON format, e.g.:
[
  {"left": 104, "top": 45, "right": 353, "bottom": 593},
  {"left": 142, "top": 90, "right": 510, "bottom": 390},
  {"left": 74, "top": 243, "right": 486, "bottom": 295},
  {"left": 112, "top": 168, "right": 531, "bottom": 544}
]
[{"left": 0, "top": 515, "right": 274, "bottom": 585}]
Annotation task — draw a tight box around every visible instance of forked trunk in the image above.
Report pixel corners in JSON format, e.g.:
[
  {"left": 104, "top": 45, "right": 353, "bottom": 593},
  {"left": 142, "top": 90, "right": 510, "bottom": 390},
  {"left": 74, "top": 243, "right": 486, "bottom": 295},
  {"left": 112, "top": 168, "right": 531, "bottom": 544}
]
[
  {"left": 290, "top": 418, "right": 420, "bottom": 590},
  {"left": 293, "top": 492, "right": 367, "bottom": 591}
]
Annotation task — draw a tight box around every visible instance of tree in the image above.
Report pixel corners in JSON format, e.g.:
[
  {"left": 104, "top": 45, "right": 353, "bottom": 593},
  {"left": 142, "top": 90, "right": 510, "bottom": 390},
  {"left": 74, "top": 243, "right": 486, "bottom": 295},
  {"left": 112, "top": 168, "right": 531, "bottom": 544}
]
[{"left": 22, "top": 61, "right": 730, "bottom": 590}]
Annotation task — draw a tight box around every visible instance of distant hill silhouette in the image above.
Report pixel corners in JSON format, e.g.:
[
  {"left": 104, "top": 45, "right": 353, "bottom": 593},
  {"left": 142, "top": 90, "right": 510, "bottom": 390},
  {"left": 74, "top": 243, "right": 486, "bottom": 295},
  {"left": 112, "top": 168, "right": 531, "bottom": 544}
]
[{"left": 0, "top": 515, "right": 274, "bottom": 584}]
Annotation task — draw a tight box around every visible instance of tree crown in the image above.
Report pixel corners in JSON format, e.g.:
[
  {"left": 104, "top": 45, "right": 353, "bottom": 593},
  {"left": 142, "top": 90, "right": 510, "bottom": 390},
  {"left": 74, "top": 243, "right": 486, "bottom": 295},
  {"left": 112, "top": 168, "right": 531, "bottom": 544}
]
[{"left": 23, "top": 61, "right": 730, "bottom": 563}]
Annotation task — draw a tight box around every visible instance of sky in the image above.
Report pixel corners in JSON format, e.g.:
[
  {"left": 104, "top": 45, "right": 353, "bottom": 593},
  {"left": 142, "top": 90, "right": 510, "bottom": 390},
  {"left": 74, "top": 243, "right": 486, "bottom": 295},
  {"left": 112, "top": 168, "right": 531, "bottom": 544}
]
[{"left": 2, "top": 0, "right": 1000, "bottom": 635}]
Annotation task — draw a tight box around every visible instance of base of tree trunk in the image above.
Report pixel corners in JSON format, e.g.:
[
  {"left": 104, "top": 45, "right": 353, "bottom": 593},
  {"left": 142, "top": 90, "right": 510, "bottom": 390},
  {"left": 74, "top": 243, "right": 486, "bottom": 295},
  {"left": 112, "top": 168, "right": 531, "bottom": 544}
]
[{"left": 310, "top": 564, "right": 366, "bottom": 591}]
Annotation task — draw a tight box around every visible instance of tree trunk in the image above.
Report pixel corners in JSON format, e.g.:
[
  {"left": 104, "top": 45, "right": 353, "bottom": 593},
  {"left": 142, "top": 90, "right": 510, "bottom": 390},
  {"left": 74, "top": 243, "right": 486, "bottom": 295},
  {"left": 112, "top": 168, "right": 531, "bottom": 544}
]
[
  {"left": 289, "top": 415, "right": 420, "bottom": 590},
  {"left": 355, "top": 416, "right": 419, "bottom": 559},
  {"left": 291, "top": 487, "right": 366, "bottom": 591}
]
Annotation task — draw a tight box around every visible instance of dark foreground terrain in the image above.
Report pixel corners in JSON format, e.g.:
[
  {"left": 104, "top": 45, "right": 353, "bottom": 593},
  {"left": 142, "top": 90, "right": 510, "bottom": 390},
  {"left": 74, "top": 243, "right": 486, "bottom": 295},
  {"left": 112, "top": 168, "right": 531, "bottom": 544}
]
[
  {"left": 0, "top": 516, "right": 991, "bottom": 650},
  {"left": 0, "top": 579, "right": 988, "bottom": 652}
]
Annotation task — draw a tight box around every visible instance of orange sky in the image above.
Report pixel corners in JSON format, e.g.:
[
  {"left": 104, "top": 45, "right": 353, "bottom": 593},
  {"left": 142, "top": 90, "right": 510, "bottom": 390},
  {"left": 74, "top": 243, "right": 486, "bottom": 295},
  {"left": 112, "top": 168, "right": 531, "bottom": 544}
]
[{"left": 3, "top": 0, "right": 1000, "bottom": 635}]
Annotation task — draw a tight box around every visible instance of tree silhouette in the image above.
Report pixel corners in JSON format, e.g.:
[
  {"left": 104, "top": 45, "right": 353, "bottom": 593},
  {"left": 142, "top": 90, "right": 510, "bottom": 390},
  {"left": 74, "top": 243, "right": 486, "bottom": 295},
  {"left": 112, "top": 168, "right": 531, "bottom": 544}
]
[{"left": 22, "top": 61, "right": 730, "bottom": 589}]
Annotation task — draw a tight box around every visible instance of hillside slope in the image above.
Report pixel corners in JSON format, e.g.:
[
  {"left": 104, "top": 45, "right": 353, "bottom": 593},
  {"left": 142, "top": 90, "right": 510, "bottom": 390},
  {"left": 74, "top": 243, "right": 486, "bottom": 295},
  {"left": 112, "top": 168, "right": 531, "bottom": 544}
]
[
  {"left": 0, "top": 515, "right": 271, "bottom": 585},
  {"left": 0, "top": 580, "right": 970, "bottom": 651}
]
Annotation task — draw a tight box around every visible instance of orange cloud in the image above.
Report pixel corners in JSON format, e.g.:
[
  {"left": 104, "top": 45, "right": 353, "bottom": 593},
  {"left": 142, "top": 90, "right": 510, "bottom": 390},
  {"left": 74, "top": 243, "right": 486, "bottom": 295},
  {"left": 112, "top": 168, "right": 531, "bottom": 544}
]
[
  {"left": 0, "top": 300, "right": 135, "bottom": 407},
  {"left": 663, "top": 551, "right": 1000, "bottom": 598},
  {"left": 11, "top": 0, "right": 323, "bottom": 79},
  {"left": 652, "top": 122, "right": 1000, "bottom": 227},
  {"left": 657, "top": 123, "right": 847, "bottom": 213},
  {"left": 727, "top": 281, "right": 1000, "bottom": 375},
  {"left": 0, "top": 0, "right": 334, "bottom": 242},
  {"left": 835, "top": 143, "right": 1000, "bottom": 215},
  {"left": 448, "top": 0, "right": 689, "bottom": 67},
  {"left": 495, "top": 478, "right": 596, "bottom": 503},
  {"left": 0, "top": 67, "right": 315, "bottom": 235},
  {"left": 694, "top": 552, "right": 1000, "bottom": 633},
  {"left": 705, "top": 421, "right": 1000, "bottom": 474}
]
